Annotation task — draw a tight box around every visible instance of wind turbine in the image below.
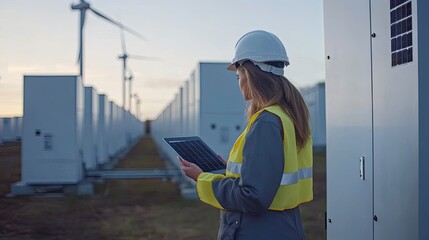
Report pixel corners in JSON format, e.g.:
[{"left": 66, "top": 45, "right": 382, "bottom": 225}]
[
  {"left": 71, "top": 0, "right": 146, "bottom": 84},
  {"left": 118, "top": 28, "right": 159, "bottom": 111},
  {"left": 133, "top": 93, "right": 141, "bottom": 120}
]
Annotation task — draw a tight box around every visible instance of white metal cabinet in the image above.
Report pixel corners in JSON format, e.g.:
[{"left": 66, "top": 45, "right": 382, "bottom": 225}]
[
  {"left": 371, "top": 1, "right": 419, "bottom": 239},
  {"left": 83, "top": 87, "right": 98, "bottom": 169},
  {"left": 177, "top": 88, "right": 183, "bottom": 136},
  {"left": 14, "top": 117, "right": 23, "bottom": 140},
  {"left": 97, "top": 94, "right": 109, "bottom": 164},
  {"left": 108, "top": 101, "right": 115, "bottom": 157},
  {"left": 324, "top": 0, "right": 374, "bottom": 239},
  {"left": 197, "top": 62, "right": 246, "bottom": 159},
  {"left": 182, "top": 81, "right": 189, "bottom": 136},
  {"left": 188, "top": 72, "right": 197, "bottom": 136},
  {"left": 200, "top": 113, "right": 244, "bottom": 159},
  {"left": 1, "top": 118, "right": 16, "bottom": 142},
  {"left": 199, "top": 63, "right": 244, "bottom": 114},
  {"left": 22, "top": 75, "right": 84, "bottom": 184},
  {"left": 325, "top": 0, "right": 429, "bottom": 239}
]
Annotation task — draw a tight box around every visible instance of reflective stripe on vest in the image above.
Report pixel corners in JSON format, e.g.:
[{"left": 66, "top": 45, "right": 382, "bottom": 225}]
[{"left": 227, "top": 162, "right": 313, "bottom": 186}]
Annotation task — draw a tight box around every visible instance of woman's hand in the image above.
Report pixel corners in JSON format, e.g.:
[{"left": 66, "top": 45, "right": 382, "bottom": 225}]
[{"left": 177, "top": 156, "right": 203, "bottom": 181}]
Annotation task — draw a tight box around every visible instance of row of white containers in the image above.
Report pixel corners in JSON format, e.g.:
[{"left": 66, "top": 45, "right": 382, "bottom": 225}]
[
  {"left": 21, "top": 75, "right": 144, "bottom": 184},
  {"left": 0, "top": 117, "right": 23, "bottom": 143},
  {"left": 0, "top": 85, "right": 326, "bottom": 149},
  {"left": 151, "top": 62, "right": 247, "bottom": 171}
]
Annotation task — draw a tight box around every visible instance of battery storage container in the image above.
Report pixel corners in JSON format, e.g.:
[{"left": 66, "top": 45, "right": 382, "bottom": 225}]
[{"left": 22, "top": 75, "right": 84, "bottom": 184}]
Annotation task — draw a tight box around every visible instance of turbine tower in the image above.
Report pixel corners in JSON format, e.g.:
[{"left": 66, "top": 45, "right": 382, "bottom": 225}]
[
  {"left": 71, "top": 0, "right": 146, "bottom": 90},
  {"left": 118, "top": 28, "right": 159, "bottom": 110},
  {"left": 133, "top": 93, "right": 141, "bottom": 120}
]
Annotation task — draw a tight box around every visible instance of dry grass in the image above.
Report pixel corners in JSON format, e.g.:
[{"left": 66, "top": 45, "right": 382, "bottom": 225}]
[
  {"left": 0, "top": 143, "right": 21, "bottom": 196},
  {"left": 0, "top": 137, "right": 326, "bottom": 240}
]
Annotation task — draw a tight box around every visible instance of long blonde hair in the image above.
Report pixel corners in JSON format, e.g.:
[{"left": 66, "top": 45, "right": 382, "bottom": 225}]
[{"left": 239, "top": 61, "right": 311, "bottom": 149}]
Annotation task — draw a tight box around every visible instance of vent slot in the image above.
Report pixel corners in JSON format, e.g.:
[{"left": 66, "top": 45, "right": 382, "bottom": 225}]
[{"left": 390, "top": 0, "right": 413, "bottom": 67}]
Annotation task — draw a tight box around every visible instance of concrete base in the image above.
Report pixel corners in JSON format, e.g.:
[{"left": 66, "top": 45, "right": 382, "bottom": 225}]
[{"left": 8, "top": 180, "right": 94, "bottom": 197}]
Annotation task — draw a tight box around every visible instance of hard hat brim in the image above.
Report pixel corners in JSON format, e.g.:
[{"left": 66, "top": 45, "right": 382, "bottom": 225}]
[{"left": 227, "top": 63, "right": 236, "bottom": 71}]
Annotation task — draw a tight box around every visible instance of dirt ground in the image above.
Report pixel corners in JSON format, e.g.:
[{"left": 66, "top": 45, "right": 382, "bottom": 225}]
[{"left": 0, "top": 137, "right": 326, "bottom": 240}]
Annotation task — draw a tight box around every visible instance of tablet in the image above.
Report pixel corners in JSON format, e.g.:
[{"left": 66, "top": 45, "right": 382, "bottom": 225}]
[{"left": 163, "top": 136, "right": 226, "bottom": 173}]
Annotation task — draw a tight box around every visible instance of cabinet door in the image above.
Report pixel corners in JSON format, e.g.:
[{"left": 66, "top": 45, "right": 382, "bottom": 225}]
[
  {"left": 200, "top": 113, "right": 245, "bottom": 159},
  {"left": 370, "top": 1, "right": 418, "bottom": 239},
  {"left": 324, "top": 0, "right": 374, "bottom": 239}
]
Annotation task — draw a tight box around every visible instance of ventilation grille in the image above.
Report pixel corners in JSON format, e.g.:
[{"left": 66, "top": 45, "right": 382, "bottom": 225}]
[{"left": 390, "top": 0, "right": 413, "bottom": 66}]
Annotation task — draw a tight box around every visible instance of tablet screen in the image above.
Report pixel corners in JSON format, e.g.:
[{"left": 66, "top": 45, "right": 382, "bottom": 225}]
[{"left": 164, "top": 136, "right": 226, "bottom": 172}]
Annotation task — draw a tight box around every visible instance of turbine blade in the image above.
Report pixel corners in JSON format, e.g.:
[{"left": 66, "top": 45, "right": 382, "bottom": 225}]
[
  {"left": 81, "top": 10, "right": 86, "bottom": 30},
  {"left": 120, "top": 28, "right": 127, "bottom": 54},
  {"left": 77, "top": 12, "right": 86, "bottom": 64},
  {"left": 89, "top": 7, "right": 147, "bottom": 41},
  {"left": 77, "top": 48, "right": 81, "bottom": 64},
  {"left": 128, "top": 54, "right": 161, "bottom": 61},
  {"left": 127, "top": 67, "right": 134, "bottom": 79}
]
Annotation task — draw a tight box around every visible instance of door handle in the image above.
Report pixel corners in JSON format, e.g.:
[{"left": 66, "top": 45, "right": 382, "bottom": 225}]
[{"left": 360, "top": 156, "right": 365, "bottom": 180}]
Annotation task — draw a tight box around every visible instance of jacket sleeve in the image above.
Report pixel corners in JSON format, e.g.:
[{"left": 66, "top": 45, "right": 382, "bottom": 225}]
[
  {"left": 196, "top": 112, "right": 285, "bottom": 214},
  {"left": 196, "top": 172, "right": 226, "bottom": 209}
]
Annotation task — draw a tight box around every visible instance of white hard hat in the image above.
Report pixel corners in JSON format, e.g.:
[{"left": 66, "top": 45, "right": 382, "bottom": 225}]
[{"left": 227, "top": 30, "right": 289, "bottom": 76}]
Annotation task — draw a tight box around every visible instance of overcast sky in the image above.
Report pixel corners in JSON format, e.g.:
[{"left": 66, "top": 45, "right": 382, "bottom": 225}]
[{"left": 0, "top": 0, "right": 325, "bottom": 120}]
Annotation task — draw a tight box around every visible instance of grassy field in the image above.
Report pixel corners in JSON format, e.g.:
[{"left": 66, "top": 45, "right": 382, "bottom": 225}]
[{"left": 0, "top": 137, "right": 326, "bottom": 240}]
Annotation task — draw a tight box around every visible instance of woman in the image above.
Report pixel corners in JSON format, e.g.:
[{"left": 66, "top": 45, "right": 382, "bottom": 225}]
[{"left": 179, "top": 30, "right": 313, "bottom": 240}]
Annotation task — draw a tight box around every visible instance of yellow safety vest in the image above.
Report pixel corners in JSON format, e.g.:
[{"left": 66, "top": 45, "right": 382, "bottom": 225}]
[{"left": 196, "top": 105, "right": 313, "bottom": 210}]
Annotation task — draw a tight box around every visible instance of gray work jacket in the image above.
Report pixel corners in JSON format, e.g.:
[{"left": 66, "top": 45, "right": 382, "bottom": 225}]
[{"left": 212, "top": 111, "right": 306, "bottom": 240}]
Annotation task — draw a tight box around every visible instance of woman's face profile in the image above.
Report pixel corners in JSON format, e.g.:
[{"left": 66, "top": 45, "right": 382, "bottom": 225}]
[{"left": 237, "top": 69, "right": 251, "bottom": 100}]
